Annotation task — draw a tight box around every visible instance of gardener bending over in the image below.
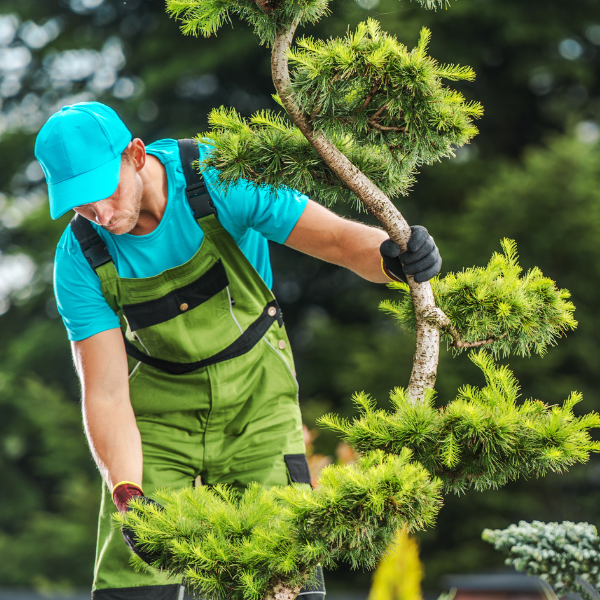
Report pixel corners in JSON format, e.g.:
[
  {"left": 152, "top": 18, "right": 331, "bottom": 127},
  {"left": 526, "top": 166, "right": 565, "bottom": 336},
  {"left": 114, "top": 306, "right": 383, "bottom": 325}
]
[{"left": 35, "top": 101, "right": 441, "bottom": 600}]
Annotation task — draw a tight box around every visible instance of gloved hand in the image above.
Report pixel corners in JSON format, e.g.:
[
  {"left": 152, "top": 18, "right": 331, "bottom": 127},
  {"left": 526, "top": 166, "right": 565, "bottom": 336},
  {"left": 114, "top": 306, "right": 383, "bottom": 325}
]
[
  {"left": 380, "top": 225, "right": 441, "bottom": 284},
  {"left": 113, "top": 481, "right": 144, "bottom": 512},
  {"left": 113, "top": 481, "right": 164, "bottom": 565}
]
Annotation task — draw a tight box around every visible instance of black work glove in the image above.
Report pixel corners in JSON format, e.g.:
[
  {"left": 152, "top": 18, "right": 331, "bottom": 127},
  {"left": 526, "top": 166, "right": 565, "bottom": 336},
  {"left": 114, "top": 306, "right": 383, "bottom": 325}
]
[
  {"left": 121, "top": 496, "right": 165, "bottom": 565},
  {"left": 380, "top": 225, "right": 441, "bottom": 284}
]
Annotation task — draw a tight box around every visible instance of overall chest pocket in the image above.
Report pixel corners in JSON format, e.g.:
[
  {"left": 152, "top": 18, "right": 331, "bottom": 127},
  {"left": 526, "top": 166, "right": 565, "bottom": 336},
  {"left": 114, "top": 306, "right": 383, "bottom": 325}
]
[
  {"left": 122, "top": 260, "right": 244, "bottom": 363},
  {"left": 123, "top": 260, "right": 228, "bottom": 331}
]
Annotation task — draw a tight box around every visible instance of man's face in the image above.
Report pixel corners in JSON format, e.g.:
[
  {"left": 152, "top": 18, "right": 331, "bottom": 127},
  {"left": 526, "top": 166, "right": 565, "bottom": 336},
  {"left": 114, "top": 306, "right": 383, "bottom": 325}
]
[{"left": 73, "top": 151, "right": 143, "bottom": 235}]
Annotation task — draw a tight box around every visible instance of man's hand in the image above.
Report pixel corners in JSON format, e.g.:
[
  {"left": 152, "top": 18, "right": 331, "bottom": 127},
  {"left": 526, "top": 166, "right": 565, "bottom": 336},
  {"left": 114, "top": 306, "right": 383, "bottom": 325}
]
[
  {"left": 113, "top": 481, "right": 144, "bottom": 512},
  {"left": 380, "top": 225, "right": 441, "bottom": 284},
  {"left": 114, "top": 481, "right": 164, "bottom": 565}
]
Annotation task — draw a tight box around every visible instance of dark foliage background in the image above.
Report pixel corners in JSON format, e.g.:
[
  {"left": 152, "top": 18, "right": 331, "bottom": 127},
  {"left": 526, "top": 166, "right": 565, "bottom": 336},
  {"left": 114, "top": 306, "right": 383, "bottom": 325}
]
[{"left": 1, "top": 0, "right": 600, "bottom": 595}]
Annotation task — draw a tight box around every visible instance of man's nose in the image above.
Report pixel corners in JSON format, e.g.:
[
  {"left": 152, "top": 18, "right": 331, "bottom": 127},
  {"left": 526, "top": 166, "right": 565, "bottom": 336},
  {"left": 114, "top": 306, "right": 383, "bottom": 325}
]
[{"left": 93, "top": 200, "right": 115, "bottom": 225}]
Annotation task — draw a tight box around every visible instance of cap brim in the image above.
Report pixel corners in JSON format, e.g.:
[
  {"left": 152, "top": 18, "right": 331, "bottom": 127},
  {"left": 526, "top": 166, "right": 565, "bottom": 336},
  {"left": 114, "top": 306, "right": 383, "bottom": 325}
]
[{"left": 48, "top": 153, "right": 123, "bottom": 220}]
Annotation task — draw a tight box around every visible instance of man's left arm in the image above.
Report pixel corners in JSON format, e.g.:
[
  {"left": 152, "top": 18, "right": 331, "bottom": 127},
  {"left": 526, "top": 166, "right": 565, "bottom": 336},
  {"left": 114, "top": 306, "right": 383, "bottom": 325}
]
[{"left": 284, "top": 200, "right": 440, "bottom": 283}]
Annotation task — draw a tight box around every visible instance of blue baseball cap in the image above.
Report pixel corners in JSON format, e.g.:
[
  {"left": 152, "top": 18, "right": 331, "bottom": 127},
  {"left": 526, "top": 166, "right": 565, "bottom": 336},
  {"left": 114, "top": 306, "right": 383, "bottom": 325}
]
[{"left": 35, "top": 101, "right": 132, "bottom": 220}]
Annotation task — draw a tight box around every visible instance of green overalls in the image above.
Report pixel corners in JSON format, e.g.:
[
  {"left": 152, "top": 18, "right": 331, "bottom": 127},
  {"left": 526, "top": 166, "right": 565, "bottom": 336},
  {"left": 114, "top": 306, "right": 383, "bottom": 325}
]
[{"left": 71, "top": 140, "right": 323, "bottom": 600}]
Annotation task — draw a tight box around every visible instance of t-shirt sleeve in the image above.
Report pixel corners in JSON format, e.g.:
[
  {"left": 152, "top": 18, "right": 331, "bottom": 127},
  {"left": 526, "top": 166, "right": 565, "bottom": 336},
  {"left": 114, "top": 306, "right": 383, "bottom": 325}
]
[
  {"left": 204, "top": 168, "right": 309, "bottom": 244},
  {"left": 54, "top": 229, "right": 121, "bottom": 342},
  {"left": 245, "top": 182, "right": 309, "bottom": 244}
]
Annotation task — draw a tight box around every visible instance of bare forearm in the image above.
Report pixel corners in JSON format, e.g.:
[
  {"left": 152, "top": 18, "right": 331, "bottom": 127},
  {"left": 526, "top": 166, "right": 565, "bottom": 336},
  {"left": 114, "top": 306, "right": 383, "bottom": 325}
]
[
  {"left": 72, "top": 329, "right": 143, "bottom": 492},
  {"left": 82, "top": 392, "right": 143, "bottom": 490},
  {"left": 285, "top": 200, "right": 390, "bottom": 283},
  {"left": 334, "top": 221, "right": 389, "bottom": 283}
]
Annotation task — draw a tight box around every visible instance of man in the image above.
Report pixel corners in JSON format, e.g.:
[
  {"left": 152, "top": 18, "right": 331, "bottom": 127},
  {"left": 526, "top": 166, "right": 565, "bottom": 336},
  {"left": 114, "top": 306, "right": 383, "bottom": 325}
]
[{"left": 35, "top": 102, "right": 441, "bottom": 600}]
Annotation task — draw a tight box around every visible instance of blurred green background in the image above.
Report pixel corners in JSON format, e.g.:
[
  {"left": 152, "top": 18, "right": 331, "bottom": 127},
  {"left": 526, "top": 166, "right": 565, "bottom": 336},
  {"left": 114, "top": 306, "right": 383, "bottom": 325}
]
[{"left": 1, "top": 0, "right": 600, "bottom": 596}]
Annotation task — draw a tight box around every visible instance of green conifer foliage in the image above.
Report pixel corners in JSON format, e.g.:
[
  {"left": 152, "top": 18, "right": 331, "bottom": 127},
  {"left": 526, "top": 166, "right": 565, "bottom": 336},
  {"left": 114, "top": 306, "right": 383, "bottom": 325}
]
[
  {"left": 197, "top": 21, "right": 481, "bottom": 208},
  {"left": 319, "top": 352, "right": 600, "bottom": 494},
  {"left": 166, "top": 0, "right": 330, "bottom": 47},
  {"left": 198, "top": 106, "right": 415, "bottom": 208},
  {"left": 482, "top": 521, "right": 600, "bottom": 600},
  {"left": 167, "top": 0, "right": 446, "bottom": 48},
  {"left": 117, "top": 451, "right": 442, "bottom": 600},
  {"left": 381, "top": 239, "right": 577, "bottom": 358},
  {"left": 288, "top": 21, "right": 481, "bottom": 159}
]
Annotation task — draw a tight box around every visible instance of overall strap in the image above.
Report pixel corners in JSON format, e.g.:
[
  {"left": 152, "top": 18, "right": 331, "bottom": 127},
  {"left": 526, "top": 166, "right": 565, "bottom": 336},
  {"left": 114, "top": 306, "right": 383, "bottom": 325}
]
[
  {"left": 70, "top": 139, "right": 211, "bottom": 270},
  {"left": 122, "top": 299, "right": 283, "bottom": 375},
  {"left": 70, "top": 214, "right": 113, "bottom": 270},
  {"left": 177, "top": 138, "right": 217, "bottom": 220}
]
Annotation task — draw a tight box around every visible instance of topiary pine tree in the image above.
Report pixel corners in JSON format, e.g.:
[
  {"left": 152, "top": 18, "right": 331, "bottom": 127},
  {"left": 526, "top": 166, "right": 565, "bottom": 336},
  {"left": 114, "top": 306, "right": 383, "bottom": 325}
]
[
  {"left": 483, "top": 521, "right": 600, "bottom": 600},
  {"left": 117, "top": 1, "right": 600, "bottom": 599}
]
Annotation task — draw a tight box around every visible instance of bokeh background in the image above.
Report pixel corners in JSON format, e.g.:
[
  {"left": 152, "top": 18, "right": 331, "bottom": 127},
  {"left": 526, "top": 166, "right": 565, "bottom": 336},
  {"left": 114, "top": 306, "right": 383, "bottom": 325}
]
[{"left": 2, "top": 0, "right": 600, "bottom": 596}]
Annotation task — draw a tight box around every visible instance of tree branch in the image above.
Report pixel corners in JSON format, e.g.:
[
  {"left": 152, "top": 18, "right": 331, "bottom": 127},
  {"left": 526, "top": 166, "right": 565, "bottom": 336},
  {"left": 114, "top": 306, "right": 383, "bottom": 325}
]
[
  {"left": 420, "top": 307, "right": 508, "bottom": 349},
  {"left": 244, "top": 163, "right": 261, "bottom": 179},
  {"left": 272, "top": 19, "right": 444, "bottom": 403},
  {"left": 368, "top": 102, "right": 406, "bottom": 131},
  {"left": 450, "top": 335, "right": 497, "bottom": 349},
  {"left": 370, "top": 101, "right": 390, "bottom": 122},
  {"left": 361, "top": 78, "right": 382, "bottom": 110},
  {"left": 369, "top": 121, "right": 406, "bottom": 132}
]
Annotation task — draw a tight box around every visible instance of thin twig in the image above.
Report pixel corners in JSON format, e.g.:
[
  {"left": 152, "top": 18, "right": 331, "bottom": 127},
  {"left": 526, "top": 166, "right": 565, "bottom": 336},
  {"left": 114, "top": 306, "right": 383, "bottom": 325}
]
[
  {"left": 361, "top": 78, "right": 382, "bottom": 110},
  {"left": 447, "top": 326, "right": 508, "bottom": 350},
  {"left": 244, "top": 164, "right": 261, "bottom": 179},
  {"left": 368, "top": 101, "right": 407, "bottom": 132},
  {"left": 371, "top": 101, "right": 390, "bottom": 122},
  {"left": 369, "top": 122, "right": 406, "bottom": 132}
]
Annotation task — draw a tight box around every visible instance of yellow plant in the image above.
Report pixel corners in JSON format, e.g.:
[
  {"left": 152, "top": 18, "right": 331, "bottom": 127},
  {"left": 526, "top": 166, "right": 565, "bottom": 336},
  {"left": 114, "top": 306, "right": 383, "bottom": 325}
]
[{"left": 368, "top": 529, "right": 423, "bottom": 600}]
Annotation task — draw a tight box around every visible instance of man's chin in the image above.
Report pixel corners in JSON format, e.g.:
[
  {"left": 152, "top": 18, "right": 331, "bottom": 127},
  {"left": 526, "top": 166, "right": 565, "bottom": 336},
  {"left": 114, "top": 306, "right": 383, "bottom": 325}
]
[{"left": 102, "top": 219, "right": 135, "bottom": 235}]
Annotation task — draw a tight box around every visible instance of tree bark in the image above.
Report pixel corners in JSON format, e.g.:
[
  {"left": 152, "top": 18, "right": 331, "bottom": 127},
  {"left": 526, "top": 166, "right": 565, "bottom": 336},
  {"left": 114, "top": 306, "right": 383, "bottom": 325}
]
[
  {"left": 271, "top": 18, "right": 444, "bottom": 401},
  {"left": 264, "top": 582, "right": 302, "bottom": 600}
]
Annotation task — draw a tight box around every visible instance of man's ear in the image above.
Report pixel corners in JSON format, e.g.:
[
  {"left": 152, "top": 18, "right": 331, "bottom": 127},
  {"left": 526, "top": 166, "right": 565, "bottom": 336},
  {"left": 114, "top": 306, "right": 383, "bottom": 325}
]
[{"left": 129, "top": 138, "right": 146, "bottom": 172}]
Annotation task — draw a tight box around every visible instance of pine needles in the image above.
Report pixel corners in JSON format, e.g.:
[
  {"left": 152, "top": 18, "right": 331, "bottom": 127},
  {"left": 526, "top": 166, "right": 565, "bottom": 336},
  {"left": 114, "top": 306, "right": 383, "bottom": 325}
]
[
  {"left": 166, "top": 0, "right": 448, "bottom": 47},
  {"left": 116, "top": 451, "right": 442, "bottom": 600},
  {"left": 166, "top": 0, "right": 331, "bottom": 47},
  {"left": 381, "top": 239, "right": 577, "bottom": 358},
  {"left": 196, "top": 21, "right": 481, "bottom": 207},
  {"left": 197, "top": 109, "right": 415, "bottom": 209},
  {"left": 289, "top": 21, "right": 482, "bottom": 163},
  {"left": 319, "top": 352, "right": 600, "bottom": 494}
]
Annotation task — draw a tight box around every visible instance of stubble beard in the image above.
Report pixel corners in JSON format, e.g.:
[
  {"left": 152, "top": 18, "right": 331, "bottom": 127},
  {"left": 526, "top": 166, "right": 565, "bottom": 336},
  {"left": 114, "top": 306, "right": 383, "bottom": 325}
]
[{"left": 101, "top": 174, "right": 143, "bottom": 235}]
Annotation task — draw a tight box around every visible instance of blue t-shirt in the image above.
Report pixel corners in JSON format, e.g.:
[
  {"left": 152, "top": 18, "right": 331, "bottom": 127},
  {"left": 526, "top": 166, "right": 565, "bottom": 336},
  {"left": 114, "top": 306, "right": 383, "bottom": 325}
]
[{"left": 54, "top": 138, "right": 308, "bottom": 342}]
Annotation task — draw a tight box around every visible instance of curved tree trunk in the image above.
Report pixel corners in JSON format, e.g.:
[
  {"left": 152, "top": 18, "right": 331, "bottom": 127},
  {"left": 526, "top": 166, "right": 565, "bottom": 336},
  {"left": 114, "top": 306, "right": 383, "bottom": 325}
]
[{"left": 271, "top": 19, "right": 447, "bottom": 401}]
